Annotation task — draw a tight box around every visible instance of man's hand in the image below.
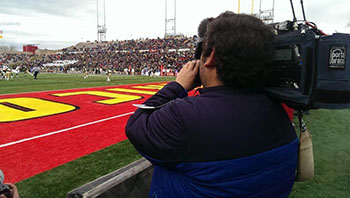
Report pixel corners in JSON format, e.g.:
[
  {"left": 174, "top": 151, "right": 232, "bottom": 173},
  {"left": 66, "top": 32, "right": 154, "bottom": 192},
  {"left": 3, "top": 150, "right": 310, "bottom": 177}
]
[
  {"left": 0, "top": 183, "right": 20, "bottom": 198},
  {"left": 176, "top": 60, "right": 200, "bottom": 91}
]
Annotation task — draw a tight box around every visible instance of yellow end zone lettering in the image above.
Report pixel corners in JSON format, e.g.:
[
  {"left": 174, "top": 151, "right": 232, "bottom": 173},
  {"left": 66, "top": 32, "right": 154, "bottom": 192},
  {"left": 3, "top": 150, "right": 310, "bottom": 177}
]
[
  {"left": 0, "top": 98, "right": 76, "bottom": 122},
  {"left": 107, "top": 88, "right": 157, "bottom": 95},
  {"left": 132, "top": 84, "right": 165, "bottom": 90},
  {"left": 53, "top": 91, "right": 142, "bottom": 105}
]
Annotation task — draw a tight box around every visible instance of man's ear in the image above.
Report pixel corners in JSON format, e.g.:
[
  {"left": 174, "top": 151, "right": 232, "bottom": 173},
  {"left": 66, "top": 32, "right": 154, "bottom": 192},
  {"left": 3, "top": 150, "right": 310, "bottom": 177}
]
[{"left": 203, "top": 48, "right": 215, "bottom": 67}]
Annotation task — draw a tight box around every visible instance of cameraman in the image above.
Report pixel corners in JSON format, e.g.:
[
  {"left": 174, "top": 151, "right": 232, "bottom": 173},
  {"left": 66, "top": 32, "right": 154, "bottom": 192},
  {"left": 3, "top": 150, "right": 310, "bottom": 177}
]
[
  {"left": 126, "top": 11, "right": 298, "bottom": 198},
  {"left": 0, "top": 183, "right": 19, "bottom": 198}
]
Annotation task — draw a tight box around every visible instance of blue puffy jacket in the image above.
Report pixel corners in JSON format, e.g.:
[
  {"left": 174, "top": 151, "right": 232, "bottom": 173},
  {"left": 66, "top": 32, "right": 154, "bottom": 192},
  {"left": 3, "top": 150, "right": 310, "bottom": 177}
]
[{"left": 126, "top": 81, "right": 298, "bottom": 198}]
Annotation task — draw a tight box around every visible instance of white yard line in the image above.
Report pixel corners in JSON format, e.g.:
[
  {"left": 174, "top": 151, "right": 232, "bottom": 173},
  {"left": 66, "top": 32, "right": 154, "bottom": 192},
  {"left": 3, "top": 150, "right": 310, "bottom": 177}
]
[{"left": 0, "top": 111, "right": 134, "bottom": 148}]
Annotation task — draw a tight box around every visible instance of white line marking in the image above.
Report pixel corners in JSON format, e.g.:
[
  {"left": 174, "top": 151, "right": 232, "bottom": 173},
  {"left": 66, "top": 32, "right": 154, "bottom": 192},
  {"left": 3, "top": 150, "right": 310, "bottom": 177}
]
[{"left": 0, "top": 111, "right": 134, "bottom": 148}]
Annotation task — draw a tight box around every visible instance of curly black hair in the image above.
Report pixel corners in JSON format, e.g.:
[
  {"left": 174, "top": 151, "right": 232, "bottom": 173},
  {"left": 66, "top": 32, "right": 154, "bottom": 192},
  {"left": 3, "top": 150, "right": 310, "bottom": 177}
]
[
  {"left": 197, "top": 17, "right": 214, "bottom": 38},
  {"left": 202, "top": 11, "right": 275, "bottom": 91}
]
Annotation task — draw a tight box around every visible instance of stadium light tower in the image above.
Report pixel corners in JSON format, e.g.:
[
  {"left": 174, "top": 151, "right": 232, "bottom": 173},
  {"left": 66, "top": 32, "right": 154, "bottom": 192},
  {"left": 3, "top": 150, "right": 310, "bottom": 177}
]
[
  {"left": 164, "top": 0, "right": 176, "bottom": 37},
  {"left": 237, "top": 0, "right": 255, "bottom": 15},
  {"left": 97, "top": 0, "right": 107, "bottom": 42},
  {"left": 258, "top": 0, "right": 275, "bottom": 24}
]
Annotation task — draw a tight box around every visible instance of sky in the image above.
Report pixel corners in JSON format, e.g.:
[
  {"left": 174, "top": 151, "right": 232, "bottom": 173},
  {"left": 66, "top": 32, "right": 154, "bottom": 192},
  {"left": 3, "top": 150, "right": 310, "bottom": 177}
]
[{"left": 0, "top": 0, "right": 349, "bottom": 50}]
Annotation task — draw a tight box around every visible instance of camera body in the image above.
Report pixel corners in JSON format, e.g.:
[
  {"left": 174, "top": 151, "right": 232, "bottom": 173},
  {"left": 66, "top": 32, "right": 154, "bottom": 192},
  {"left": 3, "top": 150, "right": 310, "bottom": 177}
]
[
  {"left": 265, "top": 21, "right": 350, "bottom": 110},
  {"left": 0, "top": 169, "right": 12, "bottom": 198},
  {"left": 0, "top": 184, "right": 11, "bottom": 198}
]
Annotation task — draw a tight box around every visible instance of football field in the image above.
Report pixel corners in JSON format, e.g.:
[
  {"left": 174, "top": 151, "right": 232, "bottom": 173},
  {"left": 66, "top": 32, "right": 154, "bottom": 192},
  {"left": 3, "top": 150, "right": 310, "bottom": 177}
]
[
  {"left": 0, "top": 73, "right": 349, "bottom": 198},
  {"left": 0, "top": 82, "right": 167, "bottom": 183}
]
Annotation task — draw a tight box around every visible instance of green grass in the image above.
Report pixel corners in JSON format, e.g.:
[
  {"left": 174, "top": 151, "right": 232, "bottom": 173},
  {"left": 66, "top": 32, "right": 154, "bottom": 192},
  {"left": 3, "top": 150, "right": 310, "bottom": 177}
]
[
  {"left": 16, "top": 141, "right": 141, "bottom": 198},
  {"left": 0, "top": 73, "right": 175, "bottom": 94},
  {"left": 2, "top": 73, "right": 350, "bottom": 197},
  {"left": 290, "top": 109, "right": 350, "bottom": 198}
]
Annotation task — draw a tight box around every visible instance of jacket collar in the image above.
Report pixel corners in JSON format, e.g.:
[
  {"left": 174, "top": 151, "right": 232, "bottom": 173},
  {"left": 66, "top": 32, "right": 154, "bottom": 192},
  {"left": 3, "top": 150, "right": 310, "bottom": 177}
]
[{"left": 198, "top": 85, "right": 233, "bottom": 94}]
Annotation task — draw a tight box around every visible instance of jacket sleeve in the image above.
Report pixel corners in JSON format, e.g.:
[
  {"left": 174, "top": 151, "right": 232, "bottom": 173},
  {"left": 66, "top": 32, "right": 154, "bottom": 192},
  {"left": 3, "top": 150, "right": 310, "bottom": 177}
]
[{"left": 125, "top": 81, "right": 188, "bottom": 163}]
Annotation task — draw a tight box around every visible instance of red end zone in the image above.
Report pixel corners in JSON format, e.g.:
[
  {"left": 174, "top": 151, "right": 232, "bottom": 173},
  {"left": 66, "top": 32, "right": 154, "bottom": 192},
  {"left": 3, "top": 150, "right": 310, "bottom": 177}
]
[{"left": 0, "top": 82, "right": 167, "bottom": 183}]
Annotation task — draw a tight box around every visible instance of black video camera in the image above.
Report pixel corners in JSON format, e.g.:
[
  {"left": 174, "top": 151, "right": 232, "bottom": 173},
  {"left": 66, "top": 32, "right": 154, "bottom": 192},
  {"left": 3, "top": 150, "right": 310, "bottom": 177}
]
[
  {"left": 264, "top": 1, "right": 350, "bottom": 110},
  {"left": 0, "top": 184, "right": 11, "bottom": 198},
  {"left": 0, "top": 170, "right": 12, "bottom": 198},
  {"left": 194, "top": 1, "right": 350, "bottom": 110}
]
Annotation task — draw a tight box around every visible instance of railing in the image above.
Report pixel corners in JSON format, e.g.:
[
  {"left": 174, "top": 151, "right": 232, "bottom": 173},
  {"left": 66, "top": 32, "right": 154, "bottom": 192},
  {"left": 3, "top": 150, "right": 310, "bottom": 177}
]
[{"left": 67, "top": 158, "right": 153, "bottom": 198}]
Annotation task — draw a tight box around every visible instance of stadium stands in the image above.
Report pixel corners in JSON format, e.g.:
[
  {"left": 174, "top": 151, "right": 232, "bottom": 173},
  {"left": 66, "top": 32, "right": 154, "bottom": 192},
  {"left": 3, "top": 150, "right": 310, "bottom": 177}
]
[{"left": 0, "top": 35, "right": 197, "bottom": 76}]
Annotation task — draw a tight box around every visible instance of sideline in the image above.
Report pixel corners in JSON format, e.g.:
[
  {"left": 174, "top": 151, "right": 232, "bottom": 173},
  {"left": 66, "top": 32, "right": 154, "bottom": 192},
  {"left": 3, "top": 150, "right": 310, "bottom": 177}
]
[{"left": 0, "top": 112, "right": 134, "bottom": 148}]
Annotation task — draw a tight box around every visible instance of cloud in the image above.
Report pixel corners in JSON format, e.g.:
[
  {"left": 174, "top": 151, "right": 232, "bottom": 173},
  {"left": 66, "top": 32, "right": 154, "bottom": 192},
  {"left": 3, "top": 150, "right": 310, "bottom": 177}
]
[
  {"left": 346, "top": 22, "right": 350, "bottom": 29},
  {"left": 0, "top": 22, "right": 21, "bottom": 26},
  {"left": 0, "top": 0, "right": 95, "bottom": 17},
  {"left": 4, "top": 30, "right": 47, "bottom": 37},
  {"left": 0, "top": 38, "right": 76, "bottom": 51}
]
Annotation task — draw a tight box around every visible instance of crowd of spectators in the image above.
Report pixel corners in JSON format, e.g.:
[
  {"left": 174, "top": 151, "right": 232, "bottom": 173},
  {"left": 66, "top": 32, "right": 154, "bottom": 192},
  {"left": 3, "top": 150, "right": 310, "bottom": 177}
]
[{"left": 0, "top": 35, "right": 198, "bottom": 76}]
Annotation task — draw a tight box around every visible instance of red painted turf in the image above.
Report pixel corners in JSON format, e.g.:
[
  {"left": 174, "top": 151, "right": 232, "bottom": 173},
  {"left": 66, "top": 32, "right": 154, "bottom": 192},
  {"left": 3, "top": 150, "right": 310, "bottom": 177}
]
[{"left": 0, "top": 82, "right": 164, "bottom": 183}]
